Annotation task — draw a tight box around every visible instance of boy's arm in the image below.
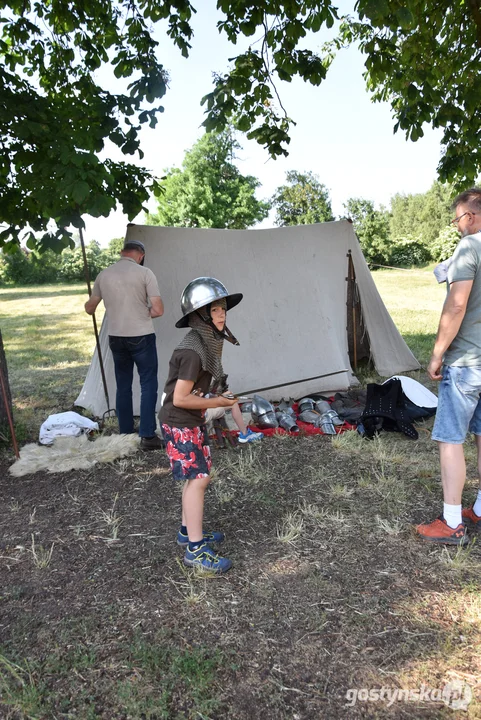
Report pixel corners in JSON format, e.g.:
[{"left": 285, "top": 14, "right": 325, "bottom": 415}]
[{"left": 173, "top": 379, "right": 238, "bottom": 410}]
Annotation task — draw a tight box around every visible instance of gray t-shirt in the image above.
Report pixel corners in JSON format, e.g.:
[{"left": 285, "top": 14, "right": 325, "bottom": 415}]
[
  {"left": 93, "top": 257, "right": 161, "bottom": 337},
  {"left": 444, "top": 231, "right": 481, "bottom": 366}
]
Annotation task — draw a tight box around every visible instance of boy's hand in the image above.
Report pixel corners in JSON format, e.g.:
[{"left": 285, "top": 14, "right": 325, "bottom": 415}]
[{"left": 217, "top": 394, "right": 239, "bottom": 407}]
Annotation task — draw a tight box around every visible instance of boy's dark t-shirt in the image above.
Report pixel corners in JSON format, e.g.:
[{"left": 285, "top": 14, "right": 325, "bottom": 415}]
[{"left": 159, "top": 349, "right": 213, "bottom": 428}]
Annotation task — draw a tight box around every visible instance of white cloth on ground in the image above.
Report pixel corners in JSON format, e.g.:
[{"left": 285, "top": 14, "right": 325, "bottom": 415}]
[{"left": 39, "top": 411, "right": 99, "bottom": 445}]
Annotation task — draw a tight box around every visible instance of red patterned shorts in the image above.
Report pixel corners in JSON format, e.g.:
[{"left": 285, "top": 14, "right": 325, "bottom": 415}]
[{"left": 161, "top": 424, "right": 212, "bottom": 480}]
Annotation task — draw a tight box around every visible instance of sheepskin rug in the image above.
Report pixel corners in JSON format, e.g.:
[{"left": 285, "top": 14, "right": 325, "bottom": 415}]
[{"left": 9, "top": 433, "right": 141, "bottom": 477}]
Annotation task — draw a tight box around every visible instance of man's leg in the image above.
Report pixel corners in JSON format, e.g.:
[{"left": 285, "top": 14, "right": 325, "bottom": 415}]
[
  {"left": 462, "top": 415, "right": 481, "bottom": 525},
  {"left": 416, "top": 365, "right": 475, "bottom": 544},
  {"left": 439, "top": 442, "right": 466, "bottom": 505},
  {"left": 132, "top": 333, "right": 158, "bottom": 438},
  {"left": 109, "top": 336, "right": 135, "bottom": 434}
]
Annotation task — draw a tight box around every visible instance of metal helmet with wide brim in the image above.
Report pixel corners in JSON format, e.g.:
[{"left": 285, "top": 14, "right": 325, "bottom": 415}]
[{"left": 175, "top": 277, "right": 243, "bottom": 328}]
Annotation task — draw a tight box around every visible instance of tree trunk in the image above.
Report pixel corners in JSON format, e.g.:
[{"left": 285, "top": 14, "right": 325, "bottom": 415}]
[{"left": 0, "top": 329, "right": 13, "bottom": 429}]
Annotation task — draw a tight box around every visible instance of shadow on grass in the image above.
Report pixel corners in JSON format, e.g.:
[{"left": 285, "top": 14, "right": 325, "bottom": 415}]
[
  {"left": 0, "top": 285, "right": 86, "bottom": 302},
  {"left": 401, "top": 332, "right": 436, "bottom": 367}
]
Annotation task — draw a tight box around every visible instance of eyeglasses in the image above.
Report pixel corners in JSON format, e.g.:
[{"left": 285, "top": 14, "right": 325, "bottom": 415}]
[{"left": 450, "top": 211, "right": 476, "bottom": 225}]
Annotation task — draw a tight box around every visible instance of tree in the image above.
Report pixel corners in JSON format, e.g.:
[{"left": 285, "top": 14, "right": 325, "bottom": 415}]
[
  {"left": 146, "top": 130, "right": 269, "bottom": 229},
  {"left": 330, "top": 1, "right": 481, "bottom": 186},
  {"left": 389, "top": 182, "right": 453, "bottom": 248},
  {"left": 3, "top": 1, "right": 481, "bottom": 256},
  {"left": 1, "top": 0, "right": 173, "bottom": 253},
  {"left": 203, "top": 1, "right": 481, "bottom": 187},
  {"left": 271, "top": 171, "right": 333, "bottom": 226},
  {"left": 343, "top": 198, "right": 391, "bottom": 265}
]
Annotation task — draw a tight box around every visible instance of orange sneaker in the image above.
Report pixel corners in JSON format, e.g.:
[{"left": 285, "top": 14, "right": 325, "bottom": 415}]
[
  {"left": 462, "top": 505, "right": 481, "bottom": 528},
  {"left": 415, "top": 516, "right": 468, "bottom": 545}
]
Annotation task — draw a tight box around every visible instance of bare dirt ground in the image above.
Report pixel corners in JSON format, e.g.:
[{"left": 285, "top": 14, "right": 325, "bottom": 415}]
[{"left": 1, "top": 420, "right": 481, "bottom": 719}]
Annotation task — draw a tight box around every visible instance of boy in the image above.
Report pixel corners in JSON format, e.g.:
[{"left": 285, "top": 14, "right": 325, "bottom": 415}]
[{"left": 159, "top": 277, "right": 242, "bottom": 572}]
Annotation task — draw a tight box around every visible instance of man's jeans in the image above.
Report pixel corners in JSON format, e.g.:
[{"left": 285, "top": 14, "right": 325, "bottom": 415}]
[{"left": 109, "top": 334, "right": 158, "bottom": 437}]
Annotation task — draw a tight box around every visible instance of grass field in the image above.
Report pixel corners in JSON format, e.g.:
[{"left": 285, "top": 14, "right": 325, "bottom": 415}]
[{"left": 1, "top": 271, "right": 481, "bottom": 720}]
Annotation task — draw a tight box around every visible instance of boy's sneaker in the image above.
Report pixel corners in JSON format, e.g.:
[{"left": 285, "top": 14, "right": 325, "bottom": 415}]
[
  {"left": 238, "top": 428, "right": 264, "bottom": 443},
  {"left": 462, "top": 505, "right": 481, "bottom": 528},
  {"left": 415, "top": 516, "right": 468, "bottom": 545},
  {"left": 184, "top": 543, "right": 232, "bottom": 573},
  {"left": 176, "top": 529, "right": 225, "bottom": 547}
]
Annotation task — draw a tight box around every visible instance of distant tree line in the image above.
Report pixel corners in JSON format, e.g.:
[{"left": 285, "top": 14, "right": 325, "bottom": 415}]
[
  {"left": 0, "top": 130, "right": 461, "bottom": 285},
  {"left": 0, "top": 238, "right": 123, "bottom": 286}
]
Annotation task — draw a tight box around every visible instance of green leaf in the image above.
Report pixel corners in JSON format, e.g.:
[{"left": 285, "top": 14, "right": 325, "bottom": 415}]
[{"left": 72, "top": 181, "right": 90, "bottom": 205}]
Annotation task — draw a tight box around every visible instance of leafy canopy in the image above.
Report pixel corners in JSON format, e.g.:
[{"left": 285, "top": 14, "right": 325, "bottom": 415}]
[
  {"left": 1, "top": 0, "right": 180, "bottom": 253},
  {"left": 343, "top": 197, "right": 391, "bottom": 265},
  {"left": 3, "top": 0, "right": 481, "bottom": 253},
  {"left": 272, "top": 171, "right": 334, "bottom": 226},
  {"left": 146, "top": 129, "right": 270, "bottom": 229},
  {"left": 330, "top": 0, "right": 481, "bottom": 187}
]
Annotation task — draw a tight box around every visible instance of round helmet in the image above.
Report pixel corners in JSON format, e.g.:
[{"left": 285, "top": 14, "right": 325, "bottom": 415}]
[
  {"left": 176, "top": 277, "right": 243, "bottom": 328},
  {"left": 252, "top": 394, "right": 278, "bottom": 429}
]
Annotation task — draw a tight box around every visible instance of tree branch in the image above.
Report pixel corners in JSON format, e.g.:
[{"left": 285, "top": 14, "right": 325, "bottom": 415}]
[{"left": 468, "top": 0, "right": 481, "bottom": 49}]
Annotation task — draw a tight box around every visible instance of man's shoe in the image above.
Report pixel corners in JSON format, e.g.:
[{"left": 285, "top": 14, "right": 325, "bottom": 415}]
[
  {"left": 176, "top": 529, "right": 225, "bottom": 547},
  {"left": 184, "top": 543, "right": 232, "bottom": 573},
  {"left": 140, "top": 435, "right": 164, "bottom": 451},
  {"left": 238, "top": 428, "right": 264, "bottom": 443},
  {"left": 462, "top": 505, "right": 481, "bottom": 528},
  {"left": 415, "top": 515, "right": 468, "bottom": 545}
]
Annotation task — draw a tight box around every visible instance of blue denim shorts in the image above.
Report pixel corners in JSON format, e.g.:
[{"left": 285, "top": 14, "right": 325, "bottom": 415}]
[{"left": 432, "top": 365, "right": 481, "bottom": 444}]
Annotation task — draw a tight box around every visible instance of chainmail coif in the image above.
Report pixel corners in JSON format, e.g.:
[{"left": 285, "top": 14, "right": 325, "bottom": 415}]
[{"left": 175, "top": 299, "right": 226, "bottom": 381}]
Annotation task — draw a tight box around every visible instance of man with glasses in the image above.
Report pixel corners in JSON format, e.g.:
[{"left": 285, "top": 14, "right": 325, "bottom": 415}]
[{"left": 416, "top": 188, "right": 481, "bottom": 544}]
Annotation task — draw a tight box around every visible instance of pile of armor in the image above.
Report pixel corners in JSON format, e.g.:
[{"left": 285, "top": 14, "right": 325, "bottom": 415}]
[{"left": 241, "top": 394, "right": 344, "bottom": 435}]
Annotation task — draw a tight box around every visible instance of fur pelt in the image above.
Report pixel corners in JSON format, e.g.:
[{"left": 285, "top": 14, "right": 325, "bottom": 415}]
[{"left": 9, "top": 433, "right": 140, "bottom": 477}]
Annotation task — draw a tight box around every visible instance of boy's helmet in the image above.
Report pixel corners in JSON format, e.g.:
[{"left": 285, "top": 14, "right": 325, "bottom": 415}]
[{"left": 175, "top": 277, "right": 243, "bottom": 328}]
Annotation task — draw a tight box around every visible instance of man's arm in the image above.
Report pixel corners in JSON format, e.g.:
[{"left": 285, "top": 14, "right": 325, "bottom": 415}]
[
  {"left": 149, "top": 296, "right": 164, "bottom": 318},
  {"left": 428, "top": 279, "right": 473, "bottom": 380},
  {"left": 85, "top": 295, "right": 102, "bottom": 315}
]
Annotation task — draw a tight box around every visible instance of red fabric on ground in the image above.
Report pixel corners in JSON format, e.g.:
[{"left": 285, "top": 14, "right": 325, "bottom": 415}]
[{"left": 209, "top": 401, "right": 356, "bottom": 439}]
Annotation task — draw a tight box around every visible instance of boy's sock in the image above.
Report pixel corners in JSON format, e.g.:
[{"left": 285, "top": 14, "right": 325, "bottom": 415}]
[
  {"left": 472, "top": 489, "right": 481, "bottom": 516},
  {"left": 180, "top": 525, "right": 188, "bottom": 536},
  {"left": 443, "top": 502, "right": 462, "bottom": 529},
  {"left": 188, "top": 540, "right": 205, "bottom": 552}
]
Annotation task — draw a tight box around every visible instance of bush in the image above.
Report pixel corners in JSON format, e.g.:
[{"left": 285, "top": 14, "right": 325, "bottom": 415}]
[
  {"left": 387, "top": 236, "right": 433, "bottom": 267},
  {"left": 0, "top": 248, "right": 62, "bottom": 285},
  {"left": 429, "top": 226, "right": 459, "bottom": 261},
  {"left": 0, "top": 239, "right": 121, "bottom": 286}
]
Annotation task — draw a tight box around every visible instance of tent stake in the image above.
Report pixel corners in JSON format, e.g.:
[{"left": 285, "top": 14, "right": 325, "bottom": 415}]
[{"left": 79, "top": 226, "right": 111, "bottom": 415}]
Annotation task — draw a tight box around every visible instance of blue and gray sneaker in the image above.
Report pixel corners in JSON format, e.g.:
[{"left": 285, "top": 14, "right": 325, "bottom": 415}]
[
  {"left": 176, "top": 529, "right": 225, "bottom": 547},
  {"left": 184, "top": 543, "right": 232, "bottom": 573},
  {"left": 238, "top": 428, "right": 264, "bottom": 443}
]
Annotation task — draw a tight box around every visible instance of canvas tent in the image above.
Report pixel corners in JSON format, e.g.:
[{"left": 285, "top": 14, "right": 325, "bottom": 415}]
[{"left": 75, "top": 220, "right": 420, "bottom": 417}]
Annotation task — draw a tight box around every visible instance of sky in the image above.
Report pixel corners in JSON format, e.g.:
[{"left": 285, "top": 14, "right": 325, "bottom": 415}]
[{"left": 83, "top": 1, "right": 444, "bottom": 245}]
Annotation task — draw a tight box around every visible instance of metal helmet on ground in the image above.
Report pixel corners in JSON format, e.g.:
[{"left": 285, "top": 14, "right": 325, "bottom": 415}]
[
  {"left": 176, "top": 277, "right": 243, "bottom": 328},
  {"left": 252, "top": 395, "right": 278, "bottom": 429}
]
